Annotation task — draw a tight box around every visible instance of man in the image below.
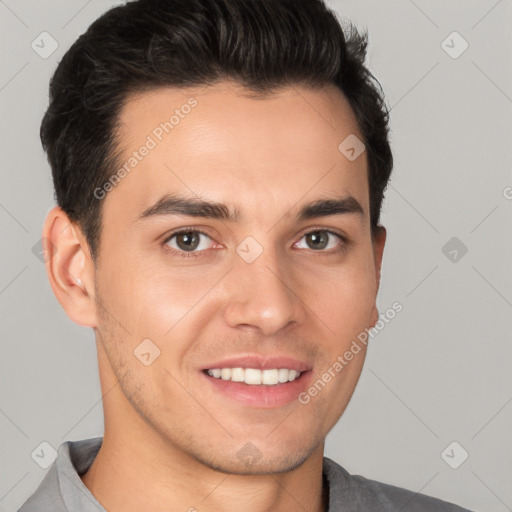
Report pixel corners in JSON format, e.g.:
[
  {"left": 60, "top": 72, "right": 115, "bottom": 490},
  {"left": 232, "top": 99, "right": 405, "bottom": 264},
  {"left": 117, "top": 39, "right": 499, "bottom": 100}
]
[{"left": 19, "top": 0, "right": 475, "bottom": 510}]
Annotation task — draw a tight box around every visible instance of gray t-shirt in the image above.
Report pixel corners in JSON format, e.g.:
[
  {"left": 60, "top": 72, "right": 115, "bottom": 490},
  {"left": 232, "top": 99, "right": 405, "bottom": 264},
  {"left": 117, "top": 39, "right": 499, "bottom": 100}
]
[{"left": 18, "top": 437, "right": 474, "bottom": 512}]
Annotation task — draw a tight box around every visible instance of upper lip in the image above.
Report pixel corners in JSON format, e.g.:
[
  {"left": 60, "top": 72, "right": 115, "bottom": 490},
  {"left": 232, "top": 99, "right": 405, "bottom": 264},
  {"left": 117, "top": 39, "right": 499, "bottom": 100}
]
[{"left": 201, "top": 354, "right": 312, "bottom": 372}]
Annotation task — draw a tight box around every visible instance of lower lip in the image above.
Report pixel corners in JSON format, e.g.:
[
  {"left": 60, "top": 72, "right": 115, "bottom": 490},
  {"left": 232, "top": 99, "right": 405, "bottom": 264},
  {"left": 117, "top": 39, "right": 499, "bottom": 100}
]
[{"left": 201, "top": 370, "right": 312, "bottom": 408}]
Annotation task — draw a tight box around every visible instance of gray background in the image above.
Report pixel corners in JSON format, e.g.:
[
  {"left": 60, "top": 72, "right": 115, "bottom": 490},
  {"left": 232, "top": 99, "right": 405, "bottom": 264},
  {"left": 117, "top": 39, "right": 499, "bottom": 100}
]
[{"left": 1, "top": 1, "right": 511, "bottom": 511}]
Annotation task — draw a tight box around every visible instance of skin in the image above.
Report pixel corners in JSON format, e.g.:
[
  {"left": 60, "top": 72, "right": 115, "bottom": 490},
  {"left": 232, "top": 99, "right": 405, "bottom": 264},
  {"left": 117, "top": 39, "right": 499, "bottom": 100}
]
[{"left": 44, "top": 81, "right": 386, "bottom": 512}]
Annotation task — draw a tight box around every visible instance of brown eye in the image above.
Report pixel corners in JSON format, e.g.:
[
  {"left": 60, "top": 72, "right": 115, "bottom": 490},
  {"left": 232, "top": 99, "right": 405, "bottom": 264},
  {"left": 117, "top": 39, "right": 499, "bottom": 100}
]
[
  {"left": 305, "top": 231, "right": 329, "bottom": 250},
  {"left": 295, "top": 230, "right": 344, "bottom": 252},
  {"left": 175, "top": 231, "right": 201, "bottom": 251},
  {"left": 164, "top": 229, "right": 214, "bottom": 257}
]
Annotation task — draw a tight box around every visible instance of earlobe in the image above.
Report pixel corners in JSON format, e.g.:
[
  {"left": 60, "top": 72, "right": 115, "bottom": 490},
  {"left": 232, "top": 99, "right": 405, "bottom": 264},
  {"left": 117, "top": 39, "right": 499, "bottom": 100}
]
[
  {"left": 369, "top": 225, "right": 387, "bottom": 329},
  {"left": 42, "top": 206, "right": 97, "bottom": 327},
  {"left": 369, "top": 304, "right": 379, "bottom": 329},
  {"left": 373, "top": 225, "right": 387, "bottom": 290}
]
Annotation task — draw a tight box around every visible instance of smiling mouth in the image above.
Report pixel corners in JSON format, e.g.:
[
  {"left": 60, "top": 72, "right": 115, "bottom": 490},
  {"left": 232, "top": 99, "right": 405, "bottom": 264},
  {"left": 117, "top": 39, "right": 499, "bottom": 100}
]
[{"left": 203, "top": 368, "right": 303, "bottom": 386}]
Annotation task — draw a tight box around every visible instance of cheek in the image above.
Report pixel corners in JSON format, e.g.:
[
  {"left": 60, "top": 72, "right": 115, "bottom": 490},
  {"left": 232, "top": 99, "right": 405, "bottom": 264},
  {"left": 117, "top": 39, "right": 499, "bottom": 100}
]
[
  {"left": 96, "top": 251, "right": 228, "bottom": 346},
  {"left": 133, "top": 264, "right": 230, "bottom": 328},
  {"left": 300, "top": 257, "right": 377, "bottom": 334}
]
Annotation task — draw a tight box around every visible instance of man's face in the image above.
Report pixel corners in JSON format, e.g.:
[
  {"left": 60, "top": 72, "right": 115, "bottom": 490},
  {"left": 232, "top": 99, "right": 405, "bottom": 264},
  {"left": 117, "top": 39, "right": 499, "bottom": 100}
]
[{"left": 90, "top": 81, "right": 385, "bottom": 474}]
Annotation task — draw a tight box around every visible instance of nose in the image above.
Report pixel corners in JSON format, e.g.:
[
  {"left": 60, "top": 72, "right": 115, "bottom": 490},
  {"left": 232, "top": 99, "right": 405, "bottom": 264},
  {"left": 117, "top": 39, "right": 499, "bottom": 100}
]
[{"left": 221, "top": 245, "right": 306, "bottom": 336}]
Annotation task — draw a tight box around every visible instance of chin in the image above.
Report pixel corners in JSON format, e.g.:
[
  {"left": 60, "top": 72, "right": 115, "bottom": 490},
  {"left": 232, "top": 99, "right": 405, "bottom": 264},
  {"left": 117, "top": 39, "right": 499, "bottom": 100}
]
[
  {"left": 182, "top": 433, "right": 321, "bottom": 476},
  {"left": 195, "top": 449, "right": 314, "bottom": 476}
]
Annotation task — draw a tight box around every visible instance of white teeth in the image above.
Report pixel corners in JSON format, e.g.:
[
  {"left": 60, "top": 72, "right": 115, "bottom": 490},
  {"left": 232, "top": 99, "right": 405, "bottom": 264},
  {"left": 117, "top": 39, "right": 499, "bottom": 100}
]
[
  {"left": 231, "top": 367, "right": 244, "bottom": 382},
  {"left": 206, "top": 368, "right": 302, "bottom": 385},
  {"left": 262, "top": 369, "right": 279, "bottom": 385},
  {"left": 278, "top": 368, "right": 289, "bottom": 383},
  {"left": 244, "top": 368, "right": 262, "bottom": 385},
  {"left": 288, "top": 370, "right": 298, "bottom": 381}
]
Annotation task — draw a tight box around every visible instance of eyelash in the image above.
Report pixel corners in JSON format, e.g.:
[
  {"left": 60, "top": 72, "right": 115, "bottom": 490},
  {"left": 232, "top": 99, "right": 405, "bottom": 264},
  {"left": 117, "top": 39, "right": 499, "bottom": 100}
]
[{"left": 162, "top": 228, "right": 349, "bottom": 259}]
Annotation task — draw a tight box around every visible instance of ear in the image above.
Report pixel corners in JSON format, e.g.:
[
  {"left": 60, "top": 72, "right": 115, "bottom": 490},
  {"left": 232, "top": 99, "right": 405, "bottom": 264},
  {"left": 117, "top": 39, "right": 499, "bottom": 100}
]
[
  {"left": 369, "top": 225, "right": 387, "bottom": 328},
  {"left": 42, "top": 206, "right": 97, "bottom": 327}
]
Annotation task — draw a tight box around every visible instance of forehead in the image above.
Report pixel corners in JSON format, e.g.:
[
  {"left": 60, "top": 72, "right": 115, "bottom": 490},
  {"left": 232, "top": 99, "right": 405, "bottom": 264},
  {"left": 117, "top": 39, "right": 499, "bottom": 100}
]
[{"left": 107, "top": 81, "right": 369, "bottom": 226}]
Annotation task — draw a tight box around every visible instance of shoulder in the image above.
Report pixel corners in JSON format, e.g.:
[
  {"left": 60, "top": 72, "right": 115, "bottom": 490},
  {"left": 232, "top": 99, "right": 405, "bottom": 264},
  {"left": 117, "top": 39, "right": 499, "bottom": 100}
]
[
  {"left": 323, "top": 457, "right": 476, "bottom": 512},
  {"left": 17, "top": 464, "right": 66, "bottom": 512},
  {"left": 17, "top": 437, "right": 103, "bottom": 512}
]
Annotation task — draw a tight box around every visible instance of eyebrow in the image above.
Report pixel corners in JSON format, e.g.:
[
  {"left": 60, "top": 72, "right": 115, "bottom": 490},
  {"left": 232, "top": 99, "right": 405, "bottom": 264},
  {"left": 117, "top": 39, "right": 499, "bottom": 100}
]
[{"left": 137, "top": 193, "right": 364, "bottom": 223}]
